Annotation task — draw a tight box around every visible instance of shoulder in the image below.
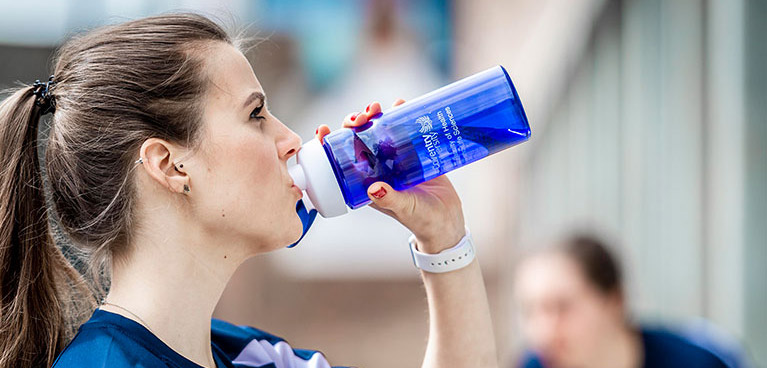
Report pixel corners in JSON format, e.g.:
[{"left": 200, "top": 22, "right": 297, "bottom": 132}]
[
  {"left": 54, "top": 309, "right": 196, "bottom": 368},
  {"left": 641, "top": 327, "right": 728, "bottom": 368},
  {"left": 52, "top": 321, "right": 168, "bottom": 368},
  {"left": 211, "top": 319, "right": 347, "bottom": 368}
]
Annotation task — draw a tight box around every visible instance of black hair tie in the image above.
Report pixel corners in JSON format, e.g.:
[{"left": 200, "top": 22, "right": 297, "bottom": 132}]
[{"left": 32, "top": 75, "right": 56, "bottom": 115}]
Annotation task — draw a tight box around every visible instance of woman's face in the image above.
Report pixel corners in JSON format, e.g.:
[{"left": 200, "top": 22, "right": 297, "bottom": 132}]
[
  {"left": 514, "top": 252, "right": 624, "bottom": 367},
  {"left": 183, "top": 42, "right": 304, "bottom": 253}
]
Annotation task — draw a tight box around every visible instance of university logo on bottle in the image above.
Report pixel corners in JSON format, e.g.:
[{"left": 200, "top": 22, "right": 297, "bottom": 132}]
[
  {"left": 290, "top": 66, "right": 530, "bottom": 216},
  {"left": 416, "top": 115, "right": 433, "bottom": 134}
]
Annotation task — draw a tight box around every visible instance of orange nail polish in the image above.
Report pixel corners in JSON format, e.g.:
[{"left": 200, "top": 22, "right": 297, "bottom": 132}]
[{"left": 351, "top": 113, "right": 359, "bottom": 122}]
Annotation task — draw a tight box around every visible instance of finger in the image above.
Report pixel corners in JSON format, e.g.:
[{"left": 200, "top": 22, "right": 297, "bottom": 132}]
[
  {"left": 392, "top": 98, "right": 405, "bottom": 107},
  {"left": 342, "top": 111, "right": 368, "bottom": 128},
  {"left": 364, "top": 101, "right": 382, "bottom": 116},
  {"left": 367, "top": 181, "right": 414, "bottom": 216},
  {"left": 315, "top": 124, "right": 331, "bottom": 144},
  {"left": 342, "top": 101, "right": 382, "bottom": 128},
  {"left": 355, "top": 101, "right": 382, "bottom": 127}
]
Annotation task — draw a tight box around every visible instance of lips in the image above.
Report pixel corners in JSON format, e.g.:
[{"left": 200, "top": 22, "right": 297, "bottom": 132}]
[
  {"left": 291, "top": 183, "right": 303, "bottom": 198},
  {"left": 287, "top": 168, "right": 302, "bottom": 199}
]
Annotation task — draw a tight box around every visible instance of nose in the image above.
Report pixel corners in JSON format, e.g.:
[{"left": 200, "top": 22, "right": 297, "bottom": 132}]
[{"left": 276, "top": 120, "right": 302, "bottom": 160}]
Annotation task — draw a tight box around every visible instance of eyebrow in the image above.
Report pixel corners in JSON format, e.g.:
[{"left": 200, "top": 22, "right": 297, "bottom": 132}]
[{"left": 243, "top": 91, "right": 266, "bottom": 109}]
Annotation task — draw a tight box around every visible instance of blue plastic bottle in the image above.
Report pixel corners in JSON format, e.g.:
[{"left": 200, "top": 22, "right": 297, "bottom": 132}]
[{"left": 289, "top": 65, "right": 531, "bottom": 218}]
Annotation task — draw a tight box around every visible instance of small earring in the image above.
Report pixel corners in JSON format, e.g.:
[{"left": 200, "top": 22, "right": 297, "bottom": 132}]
[
  {"left": 174, "top": 162, "right": 184, "bottom": 172},
  {"left": 135, "top": 157, "right": 143, "bottom": 165},
  {"left": 183, "top": 184, "right": 190, "bottom": 194}
]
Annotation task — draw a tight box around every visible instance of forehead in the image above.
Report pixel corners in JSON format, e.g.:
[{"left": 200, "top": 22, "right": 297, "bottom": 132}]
[
  {"left": 204, "top": 42, "right": 263, "bottom": 106},
  {"left": 515, "top": 252, "right": 587, "bottom": 298}
]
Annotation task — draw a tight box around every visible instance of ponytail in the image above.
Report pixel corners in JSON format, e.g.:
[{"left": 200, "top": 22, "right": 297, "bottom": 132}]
[
  {"left": 0, "top": 13, "right": 239, "bottom": 367},
  {"left": 0, "top": 86, "right": 93, "bottom": 368}
]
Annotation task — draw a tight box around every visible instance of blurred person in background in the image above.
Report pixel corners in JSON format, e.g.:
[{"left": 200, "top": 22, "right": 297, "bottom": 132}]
[
  {"left": 513, "top": 234, "right": 744, "bottom": 368},
  {"left": 0, "top": 13, "right": 497, "bottom": 368}
]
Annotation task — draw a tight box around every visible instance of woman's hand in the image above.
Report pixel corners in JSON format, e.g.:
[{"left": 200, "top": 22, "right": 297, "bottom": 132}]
[
  {"left": 315, "top": 100, "right": 466, "bottom": 254},
  {"left": 319, "top": 100, "right": 497, "bottom": 368}
]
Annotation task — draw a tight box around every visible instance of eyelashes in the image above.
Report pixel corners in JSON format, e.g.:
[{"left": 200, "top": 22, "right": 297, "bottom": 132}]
[{"left": 250, "top": 104, "right": 266, "bottom": 121}]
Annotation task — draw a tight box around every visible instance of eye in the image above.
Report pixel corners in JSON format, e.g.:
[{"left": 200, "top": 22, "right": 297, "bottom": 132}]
[{"left": 250, "top": 104, "right": 266, "bottom": 121}]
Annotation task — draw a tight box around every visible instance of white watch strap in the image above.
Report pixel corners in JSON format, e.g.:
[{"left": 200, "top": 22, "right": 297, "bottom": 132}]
[{"left": 408, "top": 228, "right": 475, "bottom": 273}]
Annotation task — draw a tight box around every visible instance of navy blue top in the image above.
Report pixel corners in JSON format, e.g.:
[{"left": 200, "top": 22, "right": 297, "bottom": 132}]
[
  {"left": 53, "top": 309, "right": 347, "bottom": 368},
  {"left": 519, "top": 327, "right": 730, "bottom": 368}
]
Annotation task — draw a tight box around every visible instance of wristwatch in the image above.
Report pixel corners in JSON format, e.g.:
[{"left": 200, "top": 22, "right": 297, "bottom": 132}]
[{"left": 408, "top": 227, "right": 475, "bottom": 273}]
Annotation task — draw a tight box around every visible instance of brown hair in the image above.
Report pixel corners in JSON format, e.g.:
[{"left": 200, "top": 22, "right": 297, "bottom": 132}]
[
  {"left": 558, "top": 234, "right": 623, "bottom": 296},
  {"left": 0, "top": 13, "right": 237, "bottom": 367}
]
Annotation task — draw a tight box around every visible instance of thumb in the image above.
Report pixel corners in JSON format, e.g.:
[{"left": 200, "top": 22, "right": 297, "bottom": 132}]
[{"left": 367, "top": 181, "right": 413, "bottom": 215}]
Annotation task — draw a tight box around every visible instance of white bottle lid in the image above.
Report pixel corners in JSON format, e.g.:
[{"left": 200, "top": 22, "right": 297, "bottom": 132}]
[{"left": 288, "top": 139, "right": 349, "bottom": 218}]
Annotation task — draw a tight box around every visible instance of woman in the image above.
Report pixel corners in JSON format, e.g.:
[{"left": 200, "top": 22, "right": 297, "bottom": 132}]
[
  {"left": 0, "top": 14, "right": 496, "bottom": 368},
  {"left": 513, "top": 234, "right": 731, "bottom": 368}
]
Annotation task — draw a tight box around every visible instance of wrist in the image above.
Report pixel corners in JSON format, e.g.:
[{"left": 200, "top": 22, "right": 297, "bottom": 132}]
[
  {"left": 408, "top": 226, "right": 475, "bottom": 274},
  {"left": 412, "top": 228, "right": 466, "bottom": 254}
]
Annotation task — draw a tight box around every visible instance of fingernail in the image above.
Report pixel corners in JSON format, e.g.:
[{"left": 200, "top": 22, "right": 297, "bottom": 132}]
[
  {"left": 371, "top": 187, "right": 387, "bottom": 199},
  {"left": 366, "top": 104, "right": 371, "bottom": 113},
  {"left": 351, "top": 112, "right": 359, "bottom": 122},
  {"left": 315, "top": 127, "right": 319, "bottom": 134}
]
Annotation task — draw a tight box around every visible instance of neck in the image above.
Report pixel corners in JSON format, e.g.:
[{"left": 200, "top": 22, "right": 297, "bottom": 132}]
[
  {"left": 588, "top": 322, "right": 642, "bottom": 368},
  {"left": 104, "top": 214, "right": 247, "bottom": 368}
]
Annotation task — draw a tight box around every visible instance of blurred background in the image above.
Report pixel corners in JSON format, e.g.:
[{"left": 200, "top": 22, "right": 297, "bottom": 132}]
[{"left": 1, "top": 0, "right": 765, "bottom": 367}]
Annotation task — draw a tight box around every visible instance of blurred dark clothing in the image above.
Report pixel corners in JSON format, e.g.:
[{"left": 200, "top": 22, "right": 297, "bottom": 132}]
[{"left": 519, "top": 326, "right": 730, "bottom": 368}]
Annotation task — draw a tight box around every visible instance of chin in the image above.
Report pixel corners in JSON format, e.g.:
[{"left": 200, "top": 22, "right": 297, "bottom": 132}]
[
  {"left": 287, "top": 217, "right": 305, "bottom": 244},
  {"left": 264, "top": 204, "right": 306, "bottom": 249},
  {"left": 243, "top": 222, "right": 304, "bottom": 254},
  {"left": 270, "top": 212, "right": 305, "bottom": 248}
]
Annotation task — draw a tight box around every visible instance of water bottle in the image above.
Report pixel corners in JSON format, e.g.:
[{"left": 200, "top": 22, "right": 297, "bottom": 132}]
[{"left": 289, "top": 65, "right": 531, "bottom": 218}]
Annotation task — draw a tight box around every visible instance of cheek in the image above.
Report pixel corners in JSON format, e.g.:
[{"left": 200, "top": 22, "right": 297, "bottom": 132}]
[
  {"left": 573, "top": 299, "right": 610, "bottom": 331},
  {"left": 523, "top": 311, "right": 549, "bottom": 347},
  {"left": 197, "top": 133, "right": 280, "bottom": 220},
  {"left": 557, "top": 298, "right": 612, "bottom": 358},
  {"left": 193, "top": 123, "right": 303, "bottom": 248},
  {"left": 225, "top": 140, "right": 283, "bottom": 216}
]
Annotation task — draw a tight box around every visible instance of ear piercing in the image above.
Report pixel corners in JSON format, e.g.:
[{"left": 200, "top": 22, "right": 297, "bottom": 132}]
[
  {"left": 134, "top": 157, "right": 184, "bottom": 172},
  {"left": 174, "top": 162, "right": 189, "bottom": 194},
  {"left": 134, "top": 158, "right": 189, "bottom": 194}
]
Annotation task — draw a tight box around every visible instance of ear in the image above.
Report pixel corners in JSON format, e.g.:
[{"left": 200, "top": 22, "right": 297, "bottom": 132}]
[
  {"left": 138, "top": 138, "right": 189, "bottom": 195},
  {"left": 605, "top": 288, "right": 626, "bottom": 319}
]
